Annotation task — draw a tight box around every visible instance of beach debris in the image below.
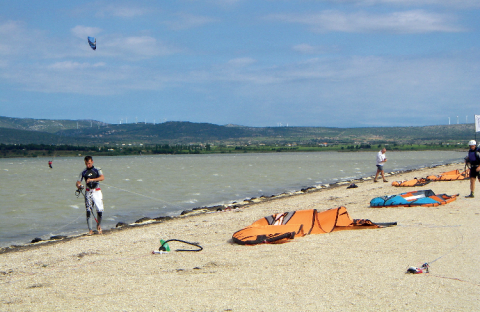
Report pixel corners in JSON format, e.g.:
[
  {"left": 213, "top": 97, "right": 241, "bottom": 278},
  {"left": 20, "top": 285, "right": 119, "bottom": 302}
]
[
  {"left": 0, "top": 269, "right": 14, "bottom": 275},
  {"left": 347, "top": 183, "right": 358, "bottom": 189},
  {"left": 75, "top": 251, "right": 99, "bottom": 259},
  {"left": 27, "top": 283, "right": 46, "bottom": 289},
  {"left": 406, "top": 263, "right": 429, "bottom": 274}
]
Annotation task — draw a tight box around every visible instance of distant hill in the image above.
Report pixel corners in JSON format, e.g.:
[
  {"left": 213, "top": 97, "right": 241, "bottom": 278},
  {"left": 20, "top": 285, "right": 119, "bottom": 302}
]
[
  {"left": 0, "top": 116, "right": 104, "bottom": 133},
  {"left": 0, "top": 116, "right": 475, "bottom": 145}
]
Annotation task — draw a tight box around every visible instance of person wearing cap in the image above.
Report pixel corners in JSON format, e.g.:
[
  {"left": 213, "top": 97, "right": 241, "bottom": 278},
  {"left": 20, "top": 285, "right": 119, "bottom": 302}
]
[{"left": 464, "top": 140, "right": 480, "bottom": 198}]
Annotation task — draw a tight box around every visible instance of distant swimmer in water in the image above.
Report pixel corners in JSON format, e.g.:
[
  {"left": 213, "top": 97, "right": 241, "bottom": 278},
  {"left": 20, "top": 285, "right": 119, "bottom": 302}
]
[
  {"left": 76, "top": 156, "right": 105, "bottom": 235},
  {"left": 48, "top": 160, "right": 53, "bottom": 169}
]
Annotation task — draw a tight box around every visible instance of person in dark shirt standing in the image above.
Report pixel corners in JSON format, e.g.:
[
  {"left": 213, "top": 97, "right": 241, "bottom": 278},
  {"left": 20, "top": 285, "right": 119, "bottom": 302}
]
[
  {"left": 76, "top": 156, "right": 105, "bottom": 234},
  {"left": 465, "top": 140, "right": 480, "bottom": 198}
]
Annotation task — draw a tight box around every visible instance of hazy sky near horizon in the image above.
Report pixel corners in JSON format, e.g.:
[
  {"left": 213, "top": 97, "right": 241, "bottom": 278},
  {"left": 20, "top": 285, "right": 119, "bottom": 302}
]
[{"left": 1, "top": 0, "right": 479, "bottom": 127}]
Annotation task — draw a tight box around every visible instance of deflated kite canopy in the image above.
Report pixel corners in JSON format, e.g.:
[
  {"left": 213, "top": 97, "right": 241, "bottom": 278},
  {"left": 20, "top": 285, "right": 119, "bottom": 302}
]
[
  {"left": 88, "top": 37, "right": 96, "bottom": 50},
  {"left": 370, "top": 189, "right": 458, "bottom": 208},
  {"left": 426, "top": 169, "right": 469, "bottom": 181},
  {"left": 391, "top": 178, "right": 431, "bottom": 187},
  {"left": 232, "top": 207, "right": 395, "bottom": 245}
]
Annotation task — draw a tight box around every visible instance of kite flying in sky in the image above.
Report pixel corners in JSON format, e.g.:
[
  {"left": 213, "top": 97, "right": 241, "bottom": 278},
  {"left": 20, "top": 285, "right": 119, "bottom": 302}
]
[{"left": 88, "top": 37, "right": 96, "bottom": 50}]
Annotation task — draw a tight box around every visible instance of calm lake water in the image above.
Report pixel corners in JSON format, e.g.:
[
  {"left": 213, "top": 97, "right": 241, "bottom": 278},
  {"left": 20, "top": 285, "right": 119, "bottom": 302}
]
[{"left": 0, "top": 150, "right": 463, "bottom": 247}]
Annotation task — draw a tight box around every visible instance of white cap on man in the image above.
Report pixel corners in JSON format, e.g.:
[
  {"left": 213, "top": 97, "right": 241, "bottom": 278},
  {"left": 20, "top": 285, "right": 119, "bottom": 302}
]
[{"left": 468, "top": 140, "right": 477, "bottom": 146}]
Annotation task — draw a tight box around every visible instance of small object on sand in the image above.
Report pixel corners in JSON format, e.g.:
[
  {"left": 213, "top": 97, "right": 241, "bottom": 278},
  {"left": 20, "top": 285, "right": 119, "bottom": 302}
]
[
  {"left": 406, "top": 263, "right": 429, "bottom": 274},
  {"left": 406, "top": 266, "right": 423, "bottom": 274},
  {"left": 152, "top": 250, "right": 169, "bottom": 255},
  {"left": 159, "top": 239, "right": 171, "bottom": 252},
  {"left": 347, "top": 183, "right": 358, "bottom": 189},
  {"left": 155, "top": 239, "right": 203, "bottom": 252}
]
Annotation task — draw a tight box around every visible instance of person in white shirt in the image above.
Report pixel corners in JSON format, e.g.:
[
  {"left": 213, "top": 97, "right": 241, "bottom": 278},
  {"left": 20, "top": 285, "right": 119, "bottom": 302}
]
[{"left": 374, "top": 148, "right": 388, "bottom": 182}]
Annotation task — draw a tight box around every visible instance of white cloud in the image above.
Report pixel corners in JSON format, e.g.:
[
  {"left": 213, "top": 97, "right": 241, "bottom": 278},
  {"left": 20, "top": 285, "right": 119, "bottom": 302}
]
[
  {"left": 162, "top": 13, "right": 218, "bottom": 30},
  {"left": 71, "top": 26, "right": 180, "bottom": 60},
  {"left": 2, "top": 46, "right": 478, "bottom": 127},
  {"left": 1, "top": 61, "right": 123, "bottom": 95},
  {"left": 1, "top": 21, "right": 178, "bottom": 69},
  {"left": 71, "top": 25, "right": 102, "bottom": 39},
  {"left": 266, "top": 9, "right": 465, "bottom": 33},
  {"left": 345, "top": 0, "right": 480, "bottom": 8},
  {"left": 292, "top": 44, "right": 339, "bottom": 54},
  {"left": 181, "top": 52, "right": 479, "bottom": 112},
  {"left": 293, "top": 44, "right": 317, "bottom": 54},
  {"left": 97, "top": 5, "right": 150, "bottom": 18},
  {"left": 0, "top": 20, "right": 67, "bottom": 59},
  {"left": 207, "top": 0, "right": 245, "bottom": 7},
  {"left": 48, "top": 61, "right": 106, "bottom": 70},
  {"left": 0, "top": 21, "right": 30, "bottom": 56},
  {"left": 0, "top": 20, "right": 21, "bottom": 34},
  {"left": 227, "top": 57, "right": 257, "bottom": 67},
  {"left": 100, "top": 35, "right": 179, "bottom": 59}
]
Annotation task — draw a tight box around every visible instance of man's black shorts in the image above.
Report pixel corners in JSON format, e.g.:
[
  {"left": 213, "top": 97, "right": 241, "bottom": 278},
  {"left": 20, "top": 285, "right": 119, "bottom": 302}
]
[{"left": 470, "top": 166, "right": 479, "bottom": 178}]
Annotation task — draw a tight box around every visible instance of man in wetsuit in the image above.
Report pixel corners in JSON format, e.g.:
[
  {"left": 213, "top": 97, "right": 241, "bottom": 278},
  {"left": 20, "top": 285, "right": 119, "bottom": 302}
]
[
  {"left": 76, "top": 156, "right": 105, "bottom": 234},
  {"left": 465, "top": 140, "right": 480, "bottom": 198}
]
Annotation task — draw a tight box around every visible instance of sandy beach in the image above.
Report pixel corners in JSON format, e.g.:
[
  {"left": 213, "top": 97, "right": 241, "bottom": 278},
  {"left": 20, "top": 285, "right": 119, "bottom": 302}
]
[{"left": 1, "top": 162, "right": 479, "bottom": 311}]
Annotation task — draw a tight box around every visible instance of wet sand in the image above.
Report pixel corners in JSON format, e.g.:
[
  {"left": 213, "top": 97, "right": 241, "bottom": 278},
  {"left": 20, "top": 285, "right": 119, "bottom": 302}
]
[{"left": 1, "top": 163, "right": 479, "bottom": 311}]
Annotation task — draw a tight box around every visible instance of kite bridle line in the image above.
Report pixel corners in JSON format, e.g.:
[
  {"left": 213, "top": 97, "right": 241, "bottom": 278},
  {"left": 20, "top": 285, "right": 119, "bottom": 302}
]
[
  {"left": 405, "top": 224, "right": 464, "bottom": 275},
  {"left": 101, "top": 182, "right": 184, "bottom": 210}
]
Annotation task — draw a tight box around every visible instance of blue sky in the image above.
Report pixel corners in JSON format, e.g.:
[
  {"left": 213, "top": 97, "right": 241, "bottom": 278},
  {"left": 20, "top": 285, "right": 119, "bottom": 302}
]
[{"left": 1, "top": 0, "right": 479, "bottom": 127}]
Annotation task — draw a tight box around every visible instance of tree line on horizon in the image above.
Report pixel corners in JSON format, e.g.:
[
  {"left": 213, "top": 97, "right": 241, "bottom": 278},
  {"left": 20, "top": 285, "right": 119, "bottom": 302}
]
[
  {"left": 0, "top": 141, "right": 465, "bottom": 158},
  {"left": 0, "top": 116, "right": 476, "bottom": 147}
]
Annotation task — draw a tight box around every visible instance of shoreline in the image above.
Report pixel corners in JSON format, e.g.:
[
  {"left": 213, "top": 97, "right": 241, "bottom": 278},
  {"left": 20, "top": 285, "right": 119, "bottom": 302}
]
[
  {"left": 0, "top": 161, "right": 463, "bottom": 254},
  {"left": 1, "top": 161, "right": 478, "bottom": 311}
]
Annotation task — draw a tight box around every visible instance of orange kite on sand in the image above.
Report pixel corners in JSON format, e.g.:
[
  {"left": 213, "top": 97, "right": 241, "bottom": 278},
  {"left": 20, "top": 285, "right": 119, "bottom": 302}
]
[
  {"left": 391, "top": 177, "right": 431, "bottom": 187},
  {"left": 426, "top": 169, "right": 469, "bottom": 181},
  {"left": 391, "top": 169, "right": 468, "bottom": 187},
  {"left": 232, "top": 207, "right": 395, "bottom": 245}
]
